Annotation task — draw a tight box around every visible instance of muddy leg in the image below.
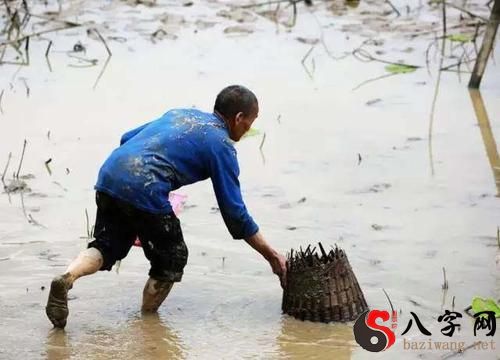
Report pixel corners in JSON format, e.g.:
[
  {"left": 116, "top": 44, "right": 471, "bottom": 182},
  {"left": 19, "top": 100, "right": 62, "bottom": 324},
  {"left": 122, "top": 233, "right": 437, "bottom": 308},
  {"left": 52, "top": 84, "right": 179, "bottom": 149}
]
[
  {"left": 46, "top": 248, "right": 103, "bottom": 328},
  {"left": 141, "top": 277, "right": 174, "bottom": 313}
]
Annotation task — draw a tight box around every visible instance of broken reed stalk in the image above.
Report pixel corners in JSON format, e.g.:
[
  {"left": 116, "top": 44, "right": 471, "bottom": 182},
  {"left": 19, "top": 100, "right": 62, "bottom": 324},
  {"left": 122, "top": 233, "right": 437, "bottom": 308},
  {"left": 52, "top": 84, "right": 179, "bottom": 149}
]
[
  {"left": 300, "top": 45, "right": 315, "bottom": 79},
  {"left": 259, "top": 132, "right": 266, "bottom": 151},
  {"left": 469, "top": 0, "right": 500, "bottom": 88},
  {"left": 20, "top": 190, "right": 29, "bottom": 221},
  {"left": 382, "top": 288, "right": 394, "bottom": 313},
  {"left": 428, "top": 0, "right": 448, "bottom": 177},
  {"left": 282, "top": 243, "right": 369, "bottom": 323},
  {"left": 88, "top": 28, "right": 112, "bottom": 57},
  {"left": 44, "top": 158, "right": 52, "bottom": 176},
  {"left": 0, "top": 89, "right": 4, "bottom": 114},
  {"left": 385, "top": 0, "right": 401, "bottom": 17},
  {"left": 92, "top": 56, "right": 111, "bottom": 90},
  {"left": 442, "top": 266, "right": 449, "bottom": 289},
  {"left": 1, "top": 152, "right": 12, "bottom": 183},
  {"left": 45, "top": 40, "right": 53, "bottom": 72},
  {"left": 15, "top": 139, "right": 27, "bottom": 179},
  {"left": 497, "top": 226, "right": 499, "bottom": 248}
]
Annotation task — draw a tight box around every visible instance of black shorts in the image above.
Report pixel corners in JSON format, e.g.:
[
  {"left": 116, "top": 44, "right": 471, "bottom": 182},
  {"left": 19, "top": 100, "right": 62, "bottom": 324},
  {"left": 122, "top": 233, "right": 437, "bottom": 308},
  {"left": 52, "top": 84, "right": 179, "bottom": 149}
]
[{"left": 87, "top": 191, "right": 188, "bottom": 282}]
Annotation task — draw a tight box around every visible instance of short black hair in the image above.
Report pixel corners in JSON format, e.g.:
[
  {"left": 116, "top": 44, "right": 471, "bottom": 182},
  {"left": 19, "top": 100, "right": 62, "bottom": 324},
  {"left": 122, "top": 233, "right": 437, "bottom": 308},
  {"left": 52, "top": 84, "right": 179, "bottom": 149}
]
[{"left": 214, "top": 85, "right": 258, "bottom": 119}]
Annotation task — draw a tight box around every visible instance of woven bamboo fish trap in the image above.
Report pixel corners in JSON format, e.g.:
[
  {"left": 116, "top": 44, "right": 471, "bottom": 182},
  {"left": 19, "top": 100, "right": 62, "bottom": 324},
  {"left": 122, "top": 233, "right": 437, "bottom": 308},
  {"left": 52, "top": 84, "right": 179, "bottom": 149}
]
[{"left": 282, "top": 243, "right": 369, "bottom": 323}]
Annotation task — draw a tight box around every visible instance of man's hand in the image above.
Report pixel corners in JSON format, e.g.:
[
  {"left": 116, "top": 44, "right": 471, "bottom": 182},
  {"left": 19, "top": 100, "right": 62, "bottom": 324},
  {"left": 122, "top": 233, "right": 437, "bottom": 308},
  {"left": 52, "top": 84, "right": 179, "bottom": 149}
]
[
  {"left": 267, "top": 252, "right": 287, "bottom": 289},
  {"left": 245, "top": 231, "right": 287, "bottom": 288}
]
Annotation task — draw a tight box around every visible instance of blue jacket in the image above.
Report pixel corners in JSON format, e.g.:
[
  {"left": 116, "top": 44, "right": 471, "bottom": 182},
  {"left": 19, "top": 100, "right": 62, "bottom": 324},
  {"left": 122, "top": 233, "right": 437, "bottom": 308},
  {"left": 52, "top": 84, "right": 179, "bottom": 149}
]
[{"left": 95, "top": 108, "right": 259, "bottom": 239}]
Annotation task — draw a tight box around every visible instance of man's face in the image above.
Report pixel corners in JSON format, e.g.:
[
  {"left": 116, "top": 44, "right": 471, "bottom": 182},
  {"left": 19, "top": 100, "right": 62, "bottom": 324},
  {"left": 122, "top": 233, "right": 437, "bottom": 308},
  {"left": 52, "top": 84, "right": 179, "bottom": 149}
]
[{"left": 229, "top": 104, "right": 259, "bottom": 142}]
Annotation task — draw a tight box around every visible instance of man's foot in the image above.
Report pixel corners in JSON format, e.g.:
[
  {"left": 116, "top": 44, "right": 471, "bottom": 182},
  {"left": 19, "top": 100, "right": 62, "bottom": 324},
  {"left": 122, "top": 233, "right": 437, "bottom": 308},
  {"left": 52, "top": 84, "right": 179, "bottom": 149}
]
[
  {"left": 141, "top": 278, "right": 173, "bottom": 313},
  {"left": 45, "top": 273, "right": 72, "bottom": 328}
]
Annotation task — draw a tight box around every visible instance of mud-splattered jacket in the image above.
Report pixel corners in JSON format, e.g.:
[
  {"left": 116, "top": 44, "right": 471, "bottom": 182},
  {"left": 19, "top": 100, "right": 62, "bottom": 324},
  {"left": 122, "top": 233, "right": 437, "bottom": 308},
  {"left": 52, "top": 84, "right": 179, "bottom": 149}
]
[{"left": 95, "top": 108, "right": 259, "bottom": 239}]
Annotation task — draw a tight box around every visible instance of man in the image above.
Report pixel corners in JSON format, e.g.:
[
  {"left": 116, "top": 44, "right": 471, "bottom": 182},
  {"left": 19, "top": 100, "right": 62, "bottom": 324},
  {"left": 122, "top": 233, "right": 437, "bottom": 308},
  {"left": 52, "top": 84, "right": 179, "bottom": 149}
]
[{"left": 46, "top": 85, "right": 287, "bottom": 328}]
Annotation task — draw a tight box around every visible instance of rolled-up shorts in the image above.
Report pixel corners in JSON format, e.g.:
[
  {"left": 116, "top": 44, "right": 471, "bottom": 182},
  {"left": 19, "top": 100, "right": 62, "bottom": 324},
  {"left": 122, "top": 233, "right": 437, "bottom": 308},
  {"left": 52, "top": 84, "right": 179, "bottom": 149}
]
[{"left": 87, "top": 191, "right": 188, "bottom": 282}]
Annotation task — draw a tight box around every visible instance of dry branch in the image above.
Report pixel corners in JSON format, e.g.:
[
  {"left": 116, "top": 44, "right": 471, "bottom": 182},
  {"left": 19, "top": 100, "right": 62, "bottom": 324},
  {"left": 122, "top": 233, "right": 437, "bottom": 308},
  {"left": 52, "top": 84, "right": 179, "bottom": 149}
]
[{"left": 15, "top": 139, "right": 27, "bottom": 179}]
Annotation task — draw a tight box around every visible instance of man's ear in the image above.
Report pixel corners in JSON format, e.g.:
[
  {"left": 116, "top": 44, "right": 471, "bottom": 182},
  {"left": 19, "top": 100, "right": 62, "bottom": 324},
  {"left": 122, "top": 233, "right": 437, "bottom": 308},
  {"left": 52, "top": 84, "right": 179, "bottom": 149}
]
[{"left": 235, "top": 112, "right": 244, "bottom": 124}]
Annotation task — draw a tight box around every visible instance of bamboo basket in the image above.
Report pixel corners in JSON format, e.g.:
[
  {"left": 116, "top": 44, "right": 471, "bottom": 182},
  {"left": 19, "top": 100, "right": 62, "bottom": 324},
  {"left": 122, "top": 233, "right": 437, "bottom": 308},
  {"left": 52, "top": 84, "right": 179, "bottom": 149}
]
[{"left": 282, "top": 243, "right": 368, "bottom": 323}]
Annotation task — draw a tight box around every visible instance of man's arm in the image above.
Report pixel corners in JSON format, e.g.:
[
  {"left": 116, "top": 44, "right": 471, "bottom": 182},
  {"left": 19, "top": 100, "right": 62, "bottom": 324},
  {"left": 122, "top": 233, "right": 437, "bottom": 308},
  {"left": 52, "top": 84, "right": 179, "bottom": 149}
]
[
  {"left": 208, "top": 141, "right": 286, "bottom": 287},
  {"left": 208, "top": 141, "right": 259, "bottom": 239},
  {"left": 245, "top": 231, "right": 287, "bottom": 288}
]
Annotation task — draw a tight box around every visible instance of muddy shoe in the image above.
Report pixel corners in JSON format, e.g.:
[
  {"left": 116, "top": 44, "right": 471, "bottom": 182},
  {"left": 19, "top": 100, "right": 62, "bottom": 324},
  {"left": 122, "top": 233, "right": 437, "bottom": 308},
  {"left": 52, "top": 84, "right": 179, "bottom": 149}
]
[{"left": 45, "top": 273, "right": 72, "bottom": 328}]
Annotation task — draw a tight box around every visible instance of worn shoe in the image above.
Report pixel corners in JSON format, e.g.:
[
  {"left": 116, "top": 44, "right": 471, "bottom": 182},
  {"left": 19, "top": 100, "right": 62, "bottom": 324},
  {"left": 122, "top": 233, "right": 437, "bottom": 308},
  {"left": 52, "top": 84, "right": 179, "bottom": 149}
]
[{"left": 45, "top": 273, "right": 72, "bottom": 328}]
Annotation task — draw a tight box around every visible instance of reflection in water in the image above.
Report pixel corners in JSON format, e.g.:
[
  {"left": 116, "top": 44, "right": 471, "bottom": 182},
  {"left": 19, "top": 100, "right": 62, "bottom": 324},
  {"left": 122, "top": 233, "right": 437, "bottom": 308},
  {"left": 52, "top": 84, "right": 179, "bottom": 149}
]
[
  {"left": 46, "top": 330, "right": 71, "bottom": 360},
  {"left": 45, "top": 313, "right": 185, "bottom": 360},
  {"left": 469, "top": 89, "right": 500, "bottom": 197},
  {"left": 277, "top": 317, "right": 354, "bottom": 359}
]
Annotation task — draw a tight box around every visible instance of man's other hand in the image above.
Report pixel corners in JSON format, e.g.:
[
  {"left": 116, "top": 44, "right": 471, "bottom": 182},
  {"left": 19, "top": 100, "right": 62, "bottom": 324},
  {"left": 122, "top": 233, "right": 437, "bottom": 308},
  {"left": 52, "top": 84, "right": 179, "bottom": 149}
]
[
  {"left": 268, "top": 253, "right": 287, "bottom": 289},
  {"left": 244, "top": 231, "right": 287, "bottom": 289}
]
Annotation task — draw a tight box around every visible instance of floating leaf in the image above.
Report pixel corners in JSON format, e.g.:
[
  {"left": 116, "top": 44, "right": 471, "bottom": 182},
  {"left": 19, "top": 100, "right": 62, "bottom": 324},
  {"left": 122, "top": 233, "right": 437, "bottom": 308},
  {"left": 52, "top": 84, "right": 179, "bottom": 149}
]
[
  {"left": 471, "top": 297, "right": 500, "bottom": 318},
  {"left": 385, "top": 64, "right": 417, "bottom": 74},
  {"left": 447, "top": 34, "right": 472, "bottom": 43},
  {"left": 242, "top": 127, "right": 261, "bottom": 139}
]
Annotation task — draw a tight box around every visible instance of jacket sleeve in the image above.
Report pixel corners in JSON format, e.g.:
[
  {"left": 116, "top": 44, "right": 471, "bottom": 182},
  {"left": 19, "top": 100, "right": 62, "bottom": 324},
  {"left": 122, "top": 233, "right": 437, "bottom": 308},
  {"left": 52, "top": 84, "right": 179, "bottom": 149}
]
[
  {"left": 120, "top": 123, "right": 150, "bottom": 145},
  {"left": 208, "top": 140, "right": 259, "bottom": 239}
]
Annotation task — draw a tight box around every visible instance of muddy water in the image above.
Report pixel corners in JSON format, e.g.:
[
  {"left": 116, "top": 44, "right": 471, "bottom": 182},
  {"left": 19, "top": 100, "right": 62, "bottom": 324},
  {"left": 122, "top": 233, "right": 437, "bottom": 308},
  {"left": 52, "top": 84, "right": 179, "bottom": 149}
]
[{"left": 1, "top": 0, "right": 499, "bottom": 359}]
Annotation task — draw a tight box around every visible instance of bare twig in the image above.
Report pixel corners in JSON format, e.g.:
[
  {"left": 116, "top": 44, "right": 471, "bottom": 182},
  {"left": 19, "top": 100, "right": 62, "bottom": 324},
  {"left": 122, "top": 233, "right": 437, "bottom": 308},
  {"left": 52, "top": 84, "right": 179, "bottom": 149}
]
[
  {"left": 0, "top": 89, "right": 4, "bottom": 114},
  {"left": 352, "top": 72, "right": 397, "bottom": 91},
  {"left": 425, "top": 38, "right": 439, "bottom": 75},
  {"left": 382, "top": 288, "right": 395, "bottom": 313},
  {"left": 45, "top": 40, "right": 53, "bottom": 58},
  {"left": 352, "top": 48, "right": 422, "bottom": 68},
  {"left": 28, "top": 214, "right": 46, "bottom": 228},
  {"left": 88, "top": 28, "right": 112, "bottom": 57},
  {"left": 442, "top": 0, "right": 448, "bottom": 41},
  {"left": 44, "top": 158, "right": 52, "bottom": 176},
  {"left": 259, "top": 132, "right": 266, "bottom": 151},
  {"left": 428, "top": 1, "right": 448, "bottom": 177},
  {"left": 442, "top": 266, "right": 449, "bottom": 289},
  {"left": 92, "top": 56, "right": 111, "bottom": 90},
  {"left": 385, "top": 0, "right": 401, "bottom": 17},
  {"left": 301, "top": 45, "right": 315, "bottom": 79},
  {"left": 1, "top": 152, "right": 12, "bottom": 183},
  {"left": 15, "top": 139, "right": 27, "bottom": 179},
  {"left": 24, "top": 36, "right": 29, "bottom": 65},
  {"left": 21, "top": 78, "right": 29, "bottom": 97},
  {"left": 20, "top": 191, "right": 29, "bottom": 221},
  {"left": 440, "top": 57, "right": 476, "bottom": 71},
  {"left": 45, "top": 40, "right": 53, "bottom": 72}
]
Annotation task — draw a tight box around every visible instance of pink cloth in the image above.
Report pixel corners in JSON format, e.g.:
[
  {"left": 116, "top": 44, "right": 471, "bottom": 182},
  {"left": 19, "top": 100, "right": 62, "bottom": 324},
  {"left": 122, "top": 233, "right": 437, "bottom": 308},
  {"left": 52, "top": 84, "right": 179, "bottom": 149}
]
[{"left": 133, "top": 192, "right": 187, "bottom": 247}]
